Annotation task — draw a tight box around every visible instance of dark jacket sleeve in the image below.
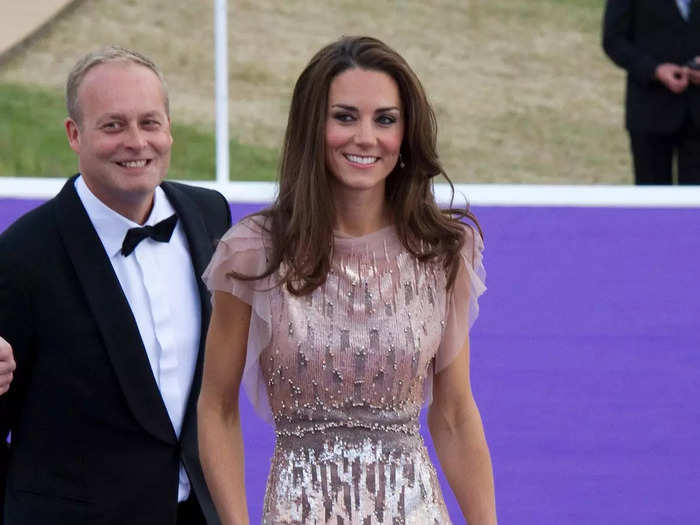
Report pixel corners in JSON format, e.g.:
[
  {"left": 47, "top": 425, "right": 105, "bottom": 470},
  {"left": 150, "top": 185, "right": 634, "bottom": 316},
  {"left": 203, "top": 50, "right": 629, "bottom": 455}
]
[
  {"left": 602, "top": 0, "right": 658, "bottom": 86},
  {"left": 0, "top": 231, "right": 35, "bottom": 523}
]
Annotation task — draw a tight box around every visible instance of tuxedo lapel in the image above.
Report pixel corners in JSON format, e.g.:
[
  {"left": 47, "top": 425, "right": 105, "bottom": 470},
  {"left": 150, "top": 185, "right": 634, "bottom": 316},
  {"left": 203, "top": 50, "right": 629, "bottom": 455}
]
[
  {"left": 54, "top": 177, "right": 176, "bottom": 445},
  {"left": 161, "top": 182, "right": 214, "bottom": 438}
]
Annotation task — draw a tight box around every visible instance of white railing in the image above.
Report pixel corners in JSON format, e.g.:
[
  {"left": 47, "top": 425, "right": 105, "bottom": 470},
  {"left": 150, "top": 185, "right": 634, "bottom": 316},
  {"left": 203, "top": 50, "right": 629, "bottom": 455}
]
[{"left": 1, "top": 177, "right": 699, "bottom": 207}]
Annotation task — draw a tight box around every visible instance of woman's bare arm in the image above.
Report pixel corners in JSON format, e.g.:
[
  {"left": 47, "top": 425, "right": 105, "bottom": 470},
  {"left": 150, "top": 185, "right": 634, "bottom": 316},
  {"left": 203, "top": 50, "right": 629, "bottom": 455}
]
[
  {"left": 428, "top": 337, "right": 497, "bottom": 524},
  {"left": 198, "top": 290, "right": 252, "bottom": 525}
]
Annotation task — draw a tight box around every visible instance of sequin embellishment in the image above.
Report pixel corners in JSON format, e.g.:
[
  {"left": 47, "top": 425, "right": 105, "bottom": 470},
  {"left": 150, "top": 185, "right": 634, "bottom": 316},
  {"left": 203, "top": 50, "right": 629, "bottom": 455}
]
[{"left": 256, "top": 230, "right": 454, "bottom": 524}]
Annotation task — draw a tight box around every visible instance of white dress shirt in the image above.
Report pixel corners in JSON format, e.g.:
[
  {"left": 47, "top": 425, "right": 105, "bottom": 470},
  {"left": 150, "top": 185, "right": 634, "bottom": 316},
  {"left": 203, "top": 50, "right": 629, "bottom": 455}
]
[{"left": 75, "top": 176, "right": 201, "bottom": 502}]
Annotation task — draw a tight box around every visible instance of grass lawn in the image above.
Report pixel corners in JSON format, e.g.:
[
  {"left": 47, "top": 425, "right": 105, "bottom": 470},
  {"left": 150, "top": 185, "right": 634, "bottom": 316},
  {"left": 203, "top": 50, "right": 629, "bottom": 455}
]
[{"left": 0, "top": 0, "right": 632, "bottom": 183}]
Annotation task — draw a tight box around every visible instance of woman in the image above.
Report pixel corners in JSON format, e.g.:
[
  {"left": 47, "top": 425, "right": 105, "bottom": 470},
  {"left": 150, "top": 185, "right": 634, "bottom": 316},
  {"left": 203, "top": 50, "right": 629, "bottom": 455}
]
[{"left": 198, "top": 36, "right": 497, "bottom": 524}]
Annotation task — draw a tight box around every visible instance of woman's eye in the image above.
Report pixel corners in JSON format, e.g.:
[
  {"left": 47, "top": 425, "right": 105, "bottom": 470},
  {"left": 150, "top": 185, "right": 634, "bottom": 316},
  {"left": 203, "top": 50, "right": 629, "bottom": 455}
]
[
  {"left": 333, "top": 112, "right": 354, "bottom": 123},
  {"left": 377, "top": 115, "right": 397, "bottom": 125}
]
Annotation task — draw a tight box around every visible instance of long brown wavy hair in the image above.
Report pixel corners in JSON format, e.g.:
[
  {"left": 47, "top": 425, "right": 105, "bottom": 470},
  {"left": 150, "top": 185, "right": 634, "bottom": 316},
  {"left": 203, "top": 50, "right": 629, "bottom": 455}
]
[{"left": 236, "top": 35, "right": 481, "bottom": 295}]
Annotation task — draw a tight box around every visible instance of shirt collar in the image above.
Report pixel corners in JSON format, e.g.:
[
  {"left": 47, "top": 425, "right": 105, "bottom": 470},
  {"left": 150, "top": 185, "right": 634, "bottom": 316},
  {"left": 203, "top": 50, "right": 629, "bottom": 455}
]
[{"left": 75, "top": 175, "right": 176, "bottom": 258}]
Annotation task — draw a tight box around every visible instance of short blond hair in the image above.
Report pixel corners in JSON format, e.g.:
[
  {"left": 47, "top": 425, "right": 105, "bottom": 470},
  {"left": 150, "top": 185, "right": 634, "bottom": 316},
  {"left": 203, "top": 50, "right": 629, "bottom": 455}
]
[{"left": 66, "top": 45, "right": 169, "bottom": 123}]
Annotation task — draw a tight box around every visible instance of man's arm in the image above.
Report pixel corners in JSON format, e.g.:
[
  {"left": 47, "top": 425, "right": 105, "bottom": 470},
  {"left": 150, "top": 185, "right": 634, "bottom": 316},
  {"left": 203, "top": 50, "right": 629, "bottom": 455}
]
[
  {"left": 0, "top": 337, "right": 13, "bottom": 525},
  {"left": 602, "top": 0, "right": 659, "bottom": 86},
  {"left": 0, "top": 239, "right": 34, "bottom": 439},
  {"left": 0, "top": 238, "right": 34, "bottom": 524}
]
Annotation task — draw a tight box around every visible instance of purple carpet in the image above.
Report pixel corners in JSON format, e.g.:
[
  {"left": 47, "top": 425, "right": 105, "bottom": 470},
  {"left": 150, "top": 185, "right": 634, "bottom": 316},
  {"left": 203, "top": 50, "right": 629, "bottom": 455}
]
[{"left": 2, "top": 198, "right": 699, "bottom": 524}]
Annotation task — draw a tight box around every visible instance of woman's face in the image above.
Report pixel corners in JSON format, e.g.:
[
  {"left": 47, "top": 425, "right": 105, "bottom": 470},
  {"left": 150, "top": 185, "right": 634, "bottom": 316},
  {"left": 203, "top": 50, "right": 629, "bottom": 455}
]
[{"left": 325, "top": 68, "right": 404, "bottom": 196}]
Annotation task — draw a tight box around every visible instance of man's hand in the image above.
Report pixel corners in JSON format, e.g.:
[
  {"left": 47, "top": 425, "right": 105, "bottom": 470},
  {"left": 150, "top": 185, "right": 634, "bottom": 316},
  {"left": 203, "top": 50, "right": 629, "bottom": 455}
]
[
  {"left": 686, "top": 56, "right": 700, "bottom": 86},
  {"left": 655, "top": 63, "right": 689, "bottom": 93},
  {"left": 0, "top": 336, "right": 15, "bottom": 395}
]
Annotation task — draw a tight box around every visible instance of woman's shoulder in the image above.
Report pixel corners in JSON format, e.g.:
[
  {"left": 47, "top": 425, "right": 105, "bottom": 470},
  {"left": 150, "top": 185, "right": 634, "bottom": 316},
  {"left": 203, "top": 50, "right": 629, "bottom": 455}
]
[
  {"left": 430, "top": 218, "right": 483, "bottom": 277},
  {"left": 204, "top": 214, "right": 273, "bottom": 290},
  {"left": 457, "top": 219, "right": 484, "bottom": 259}
]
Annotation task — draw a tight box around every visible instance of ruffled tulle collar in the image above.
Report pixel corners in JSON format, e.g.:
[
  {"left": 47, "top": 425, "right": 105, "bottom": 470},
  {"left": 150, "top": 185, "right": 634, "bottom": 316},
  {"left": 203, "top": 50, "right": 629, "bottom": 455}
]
[{"left": 332, "top": 225, "right": 402, "bottom": 257}]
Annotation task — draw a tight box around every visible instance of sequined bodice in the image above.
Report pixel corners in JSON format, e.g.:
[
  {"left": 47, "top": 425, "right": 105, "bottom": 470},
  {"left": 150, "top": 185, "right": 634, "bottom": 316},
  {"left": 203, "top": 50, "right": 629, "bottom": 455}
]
[
  {"left": 203, "top": 220, "right": 485, "bottom": 525},
  {"left": 258, "top": 228, "right": 451, "bottom": 524},
  {"left": 264, "top": 232, "right": 446, "bottom": 439}
]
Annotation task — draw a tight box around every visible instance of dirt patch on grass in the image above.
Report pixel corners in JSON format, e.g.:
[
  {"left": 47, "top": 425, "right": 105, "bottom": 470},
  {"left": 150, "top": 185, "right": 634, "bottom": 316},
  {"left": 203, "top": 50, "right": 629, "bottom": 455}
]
[{"left": 0, "top": 0, "right": 631, "bottom": 183}]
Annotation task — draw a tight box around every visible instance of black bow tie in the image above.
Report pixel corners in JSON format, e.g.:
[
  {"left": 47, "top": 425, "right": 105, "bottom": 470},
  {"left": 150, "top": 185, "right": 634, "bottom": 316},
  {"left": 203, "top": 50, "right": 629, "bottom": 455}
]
[{"left": 121, "top": 214, "right": 178, "bottom": 256}]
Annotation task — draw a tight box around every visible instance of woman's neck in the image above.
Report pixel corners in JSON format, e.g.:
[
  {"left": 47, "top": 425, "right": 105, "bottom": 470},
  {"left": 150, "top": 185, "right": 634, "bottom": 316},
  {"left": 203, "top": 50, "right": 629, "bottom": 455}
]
[{"left": 333, "top": 188, "right": 392, "bottom": 237}]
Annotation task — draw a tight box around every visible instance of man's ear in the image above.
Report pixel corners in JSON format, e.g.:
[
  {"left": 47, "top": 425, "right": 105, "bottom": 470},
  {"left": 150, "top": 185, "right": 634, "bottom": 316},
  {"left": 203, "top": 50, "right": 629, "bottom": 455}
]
[
  {"left": 65, "top": 118, "right": 81, "bottom": 154},
  {"left": 167, "top": 116, "right": 173, "bottom": 147}
]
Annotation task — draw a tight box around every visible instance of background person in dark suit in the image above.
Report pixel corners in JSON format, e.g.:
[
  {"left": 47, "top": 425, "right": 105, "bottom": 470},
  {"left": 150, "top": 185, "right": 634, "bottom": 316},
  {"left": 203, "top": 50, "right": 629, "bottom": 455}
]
[
  {"left": 603, "top": 0, "right": 700, "bottom": 185},
  {"left": 0, "top": 47, "right": 230, "bottom": 525}
]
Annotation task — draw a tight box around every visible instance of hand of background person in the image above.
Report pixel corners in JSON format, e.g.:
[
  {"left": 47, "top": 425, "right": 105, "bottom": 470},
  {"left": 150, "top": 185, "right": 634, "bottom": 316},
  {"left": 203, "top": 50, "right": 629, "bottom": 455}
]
[
  {"left": 0, "top": 336, "right": 16, "bottom": 395},
  {"left": 655, "top": 63, "right": 688, "bottom": 93},
  {"left": 687, "top": 56, "right": 700, "bottom": 86}
]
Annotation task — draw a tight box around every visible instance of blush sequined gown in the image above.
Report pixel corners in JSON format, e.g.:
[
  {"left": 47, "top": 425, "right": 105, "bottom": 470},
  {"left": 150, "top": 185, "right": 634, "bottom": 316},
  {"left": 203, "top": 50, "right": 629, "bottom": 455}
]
[{"left": 203, "top": 218, "right": 485, "bottom": 525}]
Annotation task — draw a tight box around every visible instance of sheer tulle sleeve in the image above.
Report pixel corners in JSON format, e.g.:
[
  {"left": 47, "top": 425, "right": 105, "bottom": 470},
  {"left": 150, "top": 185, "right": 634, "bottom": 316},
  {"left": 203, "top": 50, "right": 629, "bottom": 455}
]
[
  {"left": 436, "top": 223, "right": 487, "bottom": 372},
  {"left": 201, "top": 217, "right": 275, "bottom": 423}
]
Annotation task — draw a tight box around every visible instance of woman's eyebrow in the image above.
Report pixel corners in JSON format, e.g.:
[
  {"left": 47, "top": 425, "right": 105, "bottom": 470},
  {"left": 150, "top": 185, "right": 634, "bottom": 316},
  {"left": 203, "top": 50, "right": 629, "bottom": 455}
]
[{"left": 330, "top": 104, "right": 400, "bottom": 113}]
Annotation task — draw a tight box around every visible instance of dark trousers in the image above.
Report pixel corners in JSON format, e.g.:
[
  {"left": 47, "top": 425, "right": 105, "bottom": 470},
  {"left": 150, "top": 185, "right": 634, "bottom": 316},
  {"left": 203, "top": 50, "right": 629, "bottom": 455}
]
[
  {"left": 176, "top": 493, "right": 207, "bottom": 525},
  {"left": 629, "top": 117, "right": 700, "bottom": 185}
]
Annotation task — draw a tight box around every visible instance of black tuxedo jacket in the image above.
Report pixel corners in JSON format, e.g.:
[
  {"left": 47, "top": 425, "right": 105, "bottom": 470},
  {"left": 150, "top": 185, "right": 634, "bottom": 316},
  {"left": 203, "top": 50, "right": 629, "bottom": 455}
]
[
  {"left": 603, "top": 0, "right": 700, "bottom": 132},
  {"left": 0, "top": 176, "right": 231, "bottom": 524}
]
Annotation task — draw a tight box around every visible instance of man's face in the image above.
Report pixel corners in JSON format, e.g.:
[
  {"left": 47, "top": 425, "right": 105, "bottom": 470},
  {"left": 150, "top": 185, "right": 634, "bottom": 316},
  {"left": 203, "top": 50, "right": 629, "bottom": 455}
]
[{"left": 65, "top": 61, "right": 173, "bottom": 223}]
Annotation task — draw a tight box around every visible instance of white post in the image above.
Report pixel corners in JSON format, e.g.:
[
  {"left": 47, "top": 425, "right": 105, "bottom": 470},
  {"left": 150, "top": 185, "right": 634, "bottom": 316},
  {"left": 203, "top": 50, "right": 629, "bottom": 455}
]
[{"left": 214, "top": 0, "right": 229, "bottom": 186}]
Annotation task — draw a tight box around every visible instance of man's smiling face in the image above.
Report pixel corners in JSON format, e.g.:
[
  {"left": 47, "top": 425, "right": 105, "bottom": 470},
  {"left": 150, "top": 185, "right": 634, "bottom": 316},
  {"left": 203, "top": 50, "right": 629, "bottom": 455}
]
[{"left": 65, "top": 61, "right": 173, "bottom": 222}]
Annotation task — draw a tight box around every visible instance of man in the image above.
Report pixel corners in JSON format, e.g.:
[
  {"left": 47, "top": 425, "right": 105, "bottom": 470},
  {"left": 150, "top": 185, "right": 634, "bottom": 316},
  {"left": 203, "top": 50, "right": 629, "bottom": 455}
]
[
  {"left": 0, "top": 47, "right": 230, "bottom": 524},
  {"left": 603, "top": 0, "right": 700, "bottom": 184}
]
